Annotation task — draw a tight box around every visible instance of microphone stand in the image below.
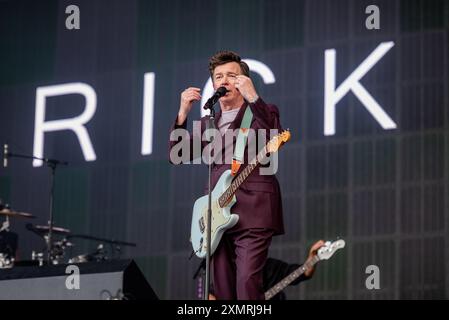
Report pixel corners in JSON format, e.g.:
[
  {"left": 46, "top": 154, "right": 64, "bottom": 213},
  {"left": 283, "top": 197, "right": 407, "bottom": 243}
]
[
  {"left": 204, "top": 102, "right": 217, "bottom": 301},
  {"left": 5, "top": 148, "right": 68, "bottom": 265}
]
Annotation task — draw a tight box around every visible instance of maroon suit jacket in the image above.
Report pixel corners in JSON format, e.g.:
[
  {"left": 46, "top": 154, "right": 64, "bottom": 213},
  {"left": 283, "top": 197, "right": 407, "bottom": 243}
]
[{"left": 169, "top": 97, "right": 284, "bottom": 235}]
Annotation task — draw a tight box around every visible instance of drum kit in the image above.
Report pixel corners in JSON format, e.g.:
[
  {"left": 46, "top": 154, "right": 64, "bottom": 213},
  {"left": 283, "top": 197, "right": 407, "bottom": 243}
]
[
  {"left": 0, "top": 204, "right": 136, "bottom": 269},
  {"left": 1, "top": 146, "right": 136, "bottom": 270}
]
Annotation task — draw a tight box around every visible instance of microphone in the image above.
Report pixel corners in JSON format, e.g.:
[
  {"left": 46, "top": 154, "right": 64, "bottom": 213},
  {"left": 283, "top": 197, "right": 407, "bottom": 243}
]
[
  {"left": 3, "top": 144, "right": 8, "bottom": 168},
  {"left": 203, "top": 86, "right": 228, "bottom": 110}
]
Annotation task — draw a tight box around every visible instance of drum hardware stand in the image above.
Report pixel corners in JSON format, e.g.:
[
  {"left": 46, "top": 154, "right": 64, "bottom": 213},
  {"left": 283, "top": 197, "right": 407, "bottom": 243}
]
[
  {"left": 0, "top": 204, "right": 13, "bottom": 268},
  {"left": 0, "top": 201, "right": 10, "bottom": 233},
  {"left": 0, "top": 216, "right": 10, "bottom": 233},
  {"left": 0, "top": 215, "right": 14, "bottom": 269},
  {"left": 4, "top": 146, "right": 68, "bottom": 264},
  {"left": 31, "top": 251, "right": 45, "bottom": 267},
  {"left": 0, "top": 253, "right": 14, "bottom": 269}
]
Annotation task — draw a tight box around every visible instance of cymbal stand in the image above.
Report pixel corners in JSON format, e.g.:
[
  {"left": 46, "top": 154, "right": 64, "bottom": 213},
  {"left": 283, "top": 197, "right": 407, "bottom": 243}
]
[{"left": 4, "top": 147, "right": 68, "bottom": 264}]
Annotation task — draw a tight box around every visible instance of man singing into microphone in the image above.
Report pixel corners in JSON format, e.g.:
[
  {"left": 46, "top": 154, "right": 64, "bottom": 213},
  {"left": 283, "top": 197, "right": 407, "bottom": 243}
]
[{"left": 169, "top": 51, "right": 284, "bottom": 300}]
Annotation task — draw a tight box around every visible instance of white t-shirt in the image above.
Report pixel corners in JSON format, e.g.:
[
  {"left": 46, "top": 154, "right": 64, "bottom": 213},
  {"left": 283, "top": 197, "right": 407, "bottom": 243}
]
[{"left": 217, "top": 107, "right": 241, "bottom": 135}]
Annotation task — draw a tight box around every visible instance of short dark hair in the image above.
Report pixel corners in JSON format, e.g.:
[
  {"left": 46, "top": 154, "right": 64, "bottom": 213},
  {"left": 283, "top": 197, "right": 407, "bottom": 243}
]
[{"left": 208, "top": 50, "right": 250, "bottom": 78}]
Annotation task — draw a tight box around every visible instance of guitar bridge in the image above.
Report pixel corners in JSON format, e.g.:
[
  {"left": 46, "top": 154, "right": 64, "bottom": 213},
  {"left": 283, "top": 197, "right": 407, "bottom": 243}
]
[{"left": 199, "top": 217, "right": 205, "bottom": 233}]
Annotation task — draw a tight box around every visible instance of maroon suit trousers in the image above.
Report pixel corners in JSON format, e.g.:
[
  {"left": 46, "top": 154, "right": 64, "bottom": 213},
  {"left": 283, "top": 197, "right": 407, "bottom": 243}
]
[{"left": 212, "top": 228, "right": 274, "bottom": 300}]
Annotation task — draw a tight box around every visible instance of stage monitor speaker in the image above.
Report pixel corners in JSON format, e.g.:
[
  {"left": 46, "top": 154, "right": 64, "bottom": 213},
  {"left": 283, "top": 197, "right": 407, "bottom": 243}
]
[{"left": 0, "top": 259, "right": 158, "bottom": 300}]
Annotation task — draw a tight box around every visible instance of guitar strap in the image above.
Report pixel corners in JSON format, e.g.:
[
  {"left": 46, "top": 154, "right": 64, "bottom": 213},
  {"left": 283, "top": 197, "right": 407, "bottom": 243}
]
[{"left": 231, "top": 106, "right": 253, "bottom": 176}]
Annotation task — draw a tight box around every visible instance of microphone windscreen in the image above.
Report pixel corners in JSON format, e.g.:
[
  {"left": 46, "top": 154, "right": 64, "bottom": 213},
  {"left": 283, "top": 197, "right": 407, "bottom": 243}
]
[{"left": 216, "top": 86, "right": 228, "bottom": 96}]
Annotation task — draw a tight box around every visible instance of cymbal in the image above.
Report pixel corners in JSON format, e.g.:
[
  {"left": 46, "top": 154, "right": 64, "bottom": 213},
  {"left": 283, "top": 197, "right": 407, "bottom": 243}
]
[
  {"left": 34, "top": 225, "right": 71, "bottom": 235},
  {"left": 0, "top": 209, "right": 35, "bottom": 219},
  {"left": 67, "top": 234, "right": 136, "bottom": 247}
]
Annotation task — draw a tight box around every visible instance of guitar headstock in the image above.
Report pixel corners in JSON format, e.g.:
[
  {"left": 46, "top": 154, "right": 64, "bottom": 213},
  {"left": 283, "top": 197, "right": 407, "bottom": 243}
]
[
  {"left": 317, "top": 239, "right": 345, "bottom": 260},
  {"left": 266, "top": 130, "right": 291, "bottom": 153}
]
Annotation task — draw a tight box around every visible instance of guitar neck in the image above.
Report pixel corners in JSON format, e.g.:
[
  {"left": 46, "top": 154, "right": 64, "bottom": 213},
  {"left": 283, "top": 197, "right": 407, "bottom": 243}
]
[
  {"left": 218, "top": 146, "right": 267, "bottom": 207},
  {"left": 264, "top": 255, "right": 320, "bottom": 300}
]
